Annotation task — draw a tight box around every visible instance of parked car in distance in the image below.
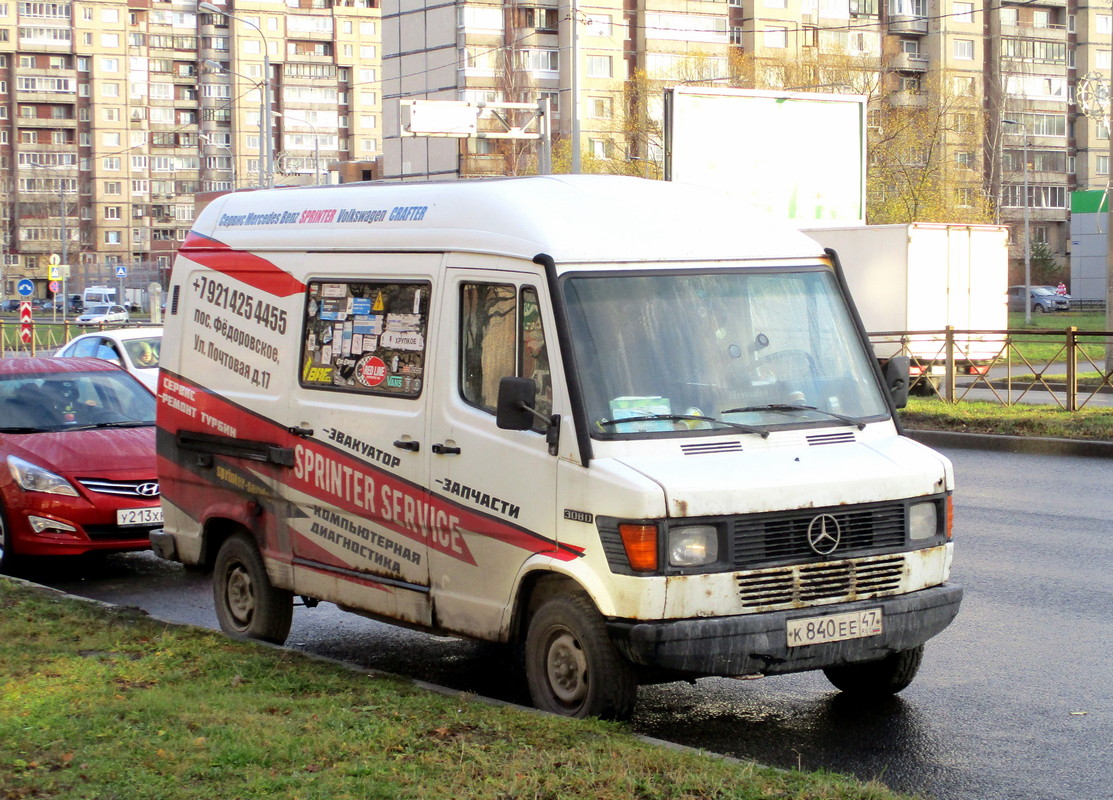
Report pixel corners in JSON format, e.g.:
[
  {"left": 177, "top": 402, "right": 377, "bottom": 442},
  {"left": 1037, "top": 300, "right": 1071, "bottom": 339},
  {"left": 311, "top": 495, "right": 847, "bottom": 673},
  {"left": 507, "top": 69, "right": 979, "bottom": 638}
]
[
  {"left": 1008, "top": 285, "right": 1070, "bottom": 313},
  {"left": 1036, "top": 285, "right": 1071, "bottom": 310},
  {"left": 75, "top": 303, "right": 129, "bottom": 326},
  {"left": 0, "top": 357, "right": 159, "bottom": 572},
  {"left": 0, "top": 300, "right": 20, "bottom": 313},
  {"left": 54, "top": 327, "right": 162, "bottom": 393}
]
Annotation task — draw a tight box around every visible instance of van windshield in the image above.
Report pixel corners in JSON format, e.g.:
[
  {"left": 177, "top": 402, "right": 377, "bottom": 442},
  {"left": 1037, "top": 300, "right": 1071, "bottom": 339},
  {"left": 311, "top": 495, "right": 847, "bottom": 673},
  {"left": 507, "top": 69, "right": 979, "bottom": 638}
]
[{"left": 562, "top": 267, "right": 891, "bottom": 437}]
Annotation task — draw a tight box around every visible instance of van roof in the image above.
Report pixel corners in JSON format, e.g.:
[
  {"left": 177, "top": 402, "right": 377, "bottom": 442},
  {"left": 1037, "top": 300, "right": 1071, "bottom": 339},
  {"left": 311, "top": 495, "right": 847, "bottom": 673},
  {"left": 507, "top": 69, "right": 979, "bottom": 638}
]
[{"left": 185, "top": 175, "right": 826, "bottom": 266}]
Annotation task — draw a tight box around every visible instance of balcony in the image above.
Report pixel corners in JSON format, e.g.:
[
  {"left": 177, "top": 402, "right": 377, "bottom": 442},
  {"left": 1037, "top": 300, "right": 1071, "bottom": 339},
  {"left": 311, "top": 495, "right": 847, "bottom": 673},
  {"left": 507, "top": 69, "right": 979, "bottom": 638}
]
[
  {"left": 889, "top": 15, "right": 928, "bottom": 35},
  {"left": 17, "top": 116, "right": 77, "bottom": 128},
  {"left": 890, "top": 53, "right": 930, "bottom": 72},
  {"left": 890, "top": 89, "right": 928, "bottom": 107}
]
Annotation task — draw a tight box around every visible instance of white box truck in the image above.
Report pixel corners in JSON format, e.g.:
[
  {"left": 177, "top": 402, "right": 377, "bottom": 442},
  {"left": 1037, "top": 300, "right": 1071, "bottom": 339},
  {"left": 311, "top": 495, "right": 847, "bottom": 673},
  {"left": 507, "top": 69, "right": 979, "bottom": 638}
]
[
  {"left": 151, "top": 176, "right": 961, "bottom": 720},
  {"left": 803, "top": 223, "right": 1008, "bottom": 391}
]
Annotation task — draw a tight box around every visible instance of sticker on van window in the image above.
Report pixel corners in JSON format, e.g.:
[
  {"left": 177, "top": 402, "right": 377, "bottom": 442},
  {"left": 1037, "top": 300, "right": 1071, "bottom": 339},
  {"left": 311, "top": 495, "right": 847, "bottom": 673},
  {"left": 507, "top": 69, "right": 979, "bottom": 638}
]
[{"left": 301, "top": 280, "right": 430, "bottom": 398}]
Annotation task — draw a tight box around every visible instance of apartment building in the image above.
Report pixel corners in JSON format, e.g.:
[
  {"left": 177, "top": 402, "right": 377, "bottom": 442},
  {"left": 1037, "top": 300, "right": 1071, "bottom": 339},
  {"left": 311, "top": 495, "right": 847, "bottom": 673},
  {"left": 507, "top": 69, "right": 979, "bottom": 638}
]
[
  {"left": 0, "top": 0, "right": 381, "bottom": 301},
  {"left": 382, "top": 0, "right": 1112, "bottom": 278}
]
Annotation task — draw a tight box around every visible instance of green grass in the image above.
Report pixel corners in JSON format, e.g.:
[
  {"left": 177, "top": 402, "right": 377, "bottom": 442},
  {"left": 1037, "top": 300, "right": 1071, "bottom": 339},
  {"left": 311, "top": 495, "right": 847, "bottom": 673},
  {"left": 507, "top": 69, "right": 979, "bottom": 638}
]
[
  {"left": 1004, "top": 310, "right": 1109, "bottom": 363},
  {"left": 0, "top": 580, "right": 918, "bottom": 800},
  {"left": 900, "top": 396, "right": 1113, "bottom": 440}
]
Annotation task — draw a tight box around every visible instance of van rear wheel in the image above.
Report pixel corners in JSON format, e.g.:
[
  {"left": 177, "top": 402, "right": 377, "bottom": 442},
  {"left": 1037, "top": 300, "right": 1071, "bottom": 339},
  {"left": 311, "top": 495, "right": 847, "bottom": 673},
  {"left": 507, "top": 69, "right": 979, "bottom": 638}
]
[
  {"left": 524, "top": 592, "right": 637, "bottom": 720},
  {"left": 213, "top": 532, "right": 293, "bottom": 644},
  {"left": 822, "top": 644, "right": 924, "bottom": 697}
]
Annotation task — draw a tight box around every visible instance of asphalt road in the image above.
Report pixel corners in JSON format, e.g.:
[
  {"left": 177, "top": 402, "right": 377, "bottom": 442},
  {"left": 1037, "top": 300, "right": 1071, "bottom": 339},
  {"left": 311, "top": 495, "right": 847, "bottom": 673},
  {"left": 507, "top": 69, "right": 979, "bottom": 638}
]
[{"left": 24, "top": 445, "right": 1113, "bottom": 800}]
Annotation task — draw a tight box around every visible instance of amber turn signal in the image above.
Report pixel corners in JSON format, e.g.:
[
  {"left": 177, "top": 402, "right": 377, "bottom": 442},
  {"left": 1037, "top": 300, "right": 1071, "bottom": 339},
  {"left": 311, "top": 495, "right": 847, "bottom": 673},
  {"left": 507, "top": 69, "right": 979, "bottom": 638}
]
[{"left": 618, "top": 523, "right": 658, "bottom": 572}]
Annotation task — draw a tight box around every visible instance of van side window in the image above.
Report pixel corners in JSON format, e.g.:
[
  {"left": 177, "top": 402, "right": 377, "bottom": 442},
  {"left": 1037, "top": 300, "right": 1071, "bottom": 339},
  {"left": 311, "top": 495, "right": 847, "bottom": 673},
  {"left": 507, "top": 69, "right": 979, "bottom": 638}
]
[
  {"left": 460, "top": 283, "right": 516, "bottom": 413},
  {"left": 520, "top": 287, "right": 551, "bottom": 428},
  {"left": 460, "top": 283, "right": 551, "bottom": 432},
  {"left": 300, "top": 280, "right": 431, "bottom": 397}
]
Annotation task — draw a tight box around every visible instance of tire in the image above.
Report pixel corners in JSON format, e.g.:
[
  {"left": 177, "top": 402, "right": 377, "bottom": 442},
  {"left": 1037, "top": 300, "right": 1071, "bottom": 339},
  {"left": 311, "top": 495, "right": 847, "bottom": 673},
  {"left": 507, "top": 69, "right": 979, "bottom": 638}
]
[
  {"left": 0, "top": 508, "right": 17, "bottom": 575},
  {"left": 822, "top": 644, "right": 924, "bottom": 697},
  {"left": 212, "top": 532, "right": 293, "bottom": 644},
  {"left": 524, "top": 591, "right": 638, "bottom": 720},
  {"left": 1033, "top": 304, "right": 1046, "bottom": 314}
]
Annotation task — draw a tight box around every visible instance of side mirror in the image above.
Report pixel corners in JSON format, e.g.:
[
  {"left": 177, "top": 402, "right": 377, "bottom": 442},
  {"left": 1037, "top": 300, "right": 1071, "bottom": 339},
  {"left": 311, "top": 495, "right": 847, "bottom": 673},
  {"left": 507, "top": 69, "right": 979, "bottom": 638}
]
[
  {"left": 496, "top": 376, "right": 537, "bottom": 431},
  {"left": 885, "top": 356, "right": 911, "bottom": 409}
]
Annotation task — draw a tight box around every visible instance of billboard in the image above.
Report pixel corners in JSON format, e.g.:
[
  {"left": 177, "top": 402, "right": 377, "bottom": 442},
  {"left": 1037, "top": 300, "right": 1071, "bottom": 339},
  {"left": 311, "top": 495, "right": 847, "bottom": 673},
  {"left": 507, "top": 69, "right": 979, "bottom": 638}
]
[{"left": 665, "top": 87, "right": 867, "bottom": 225}]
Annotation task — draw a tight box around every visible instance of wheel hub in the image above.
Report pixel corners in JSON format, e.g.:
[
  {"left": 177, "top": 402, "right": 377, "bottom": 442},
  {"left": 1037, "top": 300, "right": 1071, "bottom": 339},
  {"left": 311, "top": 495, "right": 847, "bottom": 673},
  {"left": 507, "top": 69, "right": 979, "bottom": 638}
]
[
  {"left": 546, "top": 630, "right": 588, "bottom": 705},
  {"left": 225, "top": 563, "right": 256, "bottom": 625}
]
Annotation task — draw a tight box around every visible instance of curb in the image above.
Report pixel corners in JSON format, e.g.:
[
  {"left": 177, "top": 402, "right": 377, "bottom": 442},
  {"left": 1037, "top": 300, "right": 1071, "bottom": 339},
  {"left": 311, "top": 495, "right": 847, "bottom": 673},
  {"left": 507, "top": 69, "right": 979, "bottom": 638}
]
[{"left": 905, "top": 428, "right": 1113, "bottom": 458}]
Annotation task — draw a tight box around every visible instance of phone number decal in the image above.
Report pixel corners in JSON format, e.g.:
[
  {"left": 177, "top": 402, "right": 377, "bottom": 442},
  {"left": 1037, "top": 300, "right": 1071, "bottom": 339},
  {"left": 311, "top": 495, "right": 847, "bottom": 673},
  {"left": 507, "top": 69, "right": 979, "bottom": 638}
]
[{"left": 193, "top": 274, "right": 287, "bottom": 334}]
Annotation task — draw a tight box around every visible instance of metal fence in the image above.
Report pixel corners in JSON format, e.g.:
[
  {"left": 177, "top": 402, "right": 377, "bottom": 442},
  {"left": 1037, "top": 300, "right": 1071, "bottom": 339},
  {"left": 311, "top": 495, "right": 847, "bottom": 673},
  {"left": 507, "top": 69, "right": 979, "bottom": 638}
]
[
  {"left": 5, "top": 319, "right": 1111, "bottom": 411},
  {"left": 870, "top": 326, "right": 1113, "bottom": 410},
  {"left": 0, "top": 320, "right": 143, "bottom": 356}
]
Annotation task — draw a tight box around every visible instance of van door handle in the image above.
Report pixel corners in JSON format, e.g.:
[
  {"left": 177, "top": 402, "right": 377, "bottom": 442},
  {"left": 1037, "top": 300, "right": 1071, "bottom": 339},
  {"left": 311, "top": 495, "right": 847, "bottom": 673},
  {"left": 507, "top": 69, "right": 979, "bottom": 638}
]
[
  {"left": 431, "top": 443, "right": 461, "bottom": 455},
  {"left": 393, "top": 439, "right": 420, "bottom": 452}
]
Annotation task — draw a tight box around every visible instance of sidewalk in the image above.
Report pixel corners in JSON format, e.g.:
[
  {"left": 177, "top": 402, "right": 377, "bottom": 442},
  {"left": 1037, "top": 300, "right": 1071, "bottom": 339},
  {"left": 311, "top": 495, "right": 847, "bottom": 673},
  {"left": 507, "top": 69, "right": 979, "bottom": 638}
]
[{"left": 906, "top": 428, "right": 1113, "bottom": 458}]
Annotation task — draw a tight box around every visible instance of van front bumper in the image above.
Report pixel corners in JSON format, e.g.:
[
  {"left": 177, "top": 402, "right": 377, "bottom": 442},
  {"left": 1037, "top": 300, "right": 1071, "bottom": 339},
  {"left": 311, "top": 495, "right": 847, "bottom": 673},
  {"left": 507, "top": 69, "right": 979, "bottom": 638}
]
[{"left": 607, "top": 584, "right": 962, "bottom": 677}]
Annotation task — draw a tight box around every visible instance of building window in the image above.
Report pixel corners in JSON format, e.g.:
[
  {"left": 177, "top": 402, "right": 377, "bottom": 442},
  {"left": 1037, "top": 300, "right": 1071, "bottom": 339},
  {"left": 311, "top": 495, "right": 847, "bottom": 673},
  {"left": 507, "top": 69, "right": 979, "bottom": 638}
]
[
  {"left": 953, "top": 1, "right": 973, "bottom": 23},
  {"left": 764, "top": 26, "right": 787, "bottom": 48},
  {"left": 954, "top": 39, "right": 974, "bottom": 59},
  {"left": 104, "top": 230, "right": 122, "bottom": 244},
  {"left": 1098, "top": 155, "right": 1110, "bottom": 176},
  {"left": 587, "top": 55, "right": 611, "bottom": 77},
  {"left": 590, "top": 96, "right": 613, "bottom": 119}
]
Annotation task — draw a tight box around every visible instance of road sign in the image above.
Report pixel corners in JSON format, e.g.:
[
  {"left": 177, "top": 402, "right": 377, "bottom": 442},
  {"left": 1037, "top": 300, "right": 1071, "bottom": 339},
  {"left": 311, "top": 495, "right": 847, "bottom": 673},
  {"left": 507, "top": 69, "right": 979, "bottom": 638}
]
[
  {"left": 49, "top": 280, "right": 60, "bottom": 293},
  {"left": 17, "top": 279, "right": 33, "bottom": 297},
  {"left": 20, "top": 301, "right": 31, "bottom": 345},
  {"left": 48, "top": 265, "right": 61, "bottom": 280},
  {"left": 48, "top": 253, "right": 61, "bottom": 265},
  {"left": 115, "top": 266, "right": 128, "bottom": 277}
]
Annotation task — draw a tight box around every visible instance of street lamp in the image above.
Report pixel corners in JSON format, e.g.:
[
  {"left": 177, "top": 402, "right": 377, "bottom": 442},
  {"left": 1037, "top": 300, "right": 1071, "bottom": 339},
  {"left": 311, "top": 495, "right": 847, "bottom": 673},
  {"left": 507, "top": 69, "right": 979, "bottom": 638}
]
[
  {"left": 203, "top": 59, "right": 267, "bottom": 189},
  {"left": 199, "top": 3, "right": 273, "bottom": 188},
  {"left": 26, "top": 161, "right": 76, "bottom": 322},
  {"left": 1003, "top": 118, "right": 1032, "bottom": 326},
  {"left": 274, "top": 112, "right": 322, "bottom": 185}
]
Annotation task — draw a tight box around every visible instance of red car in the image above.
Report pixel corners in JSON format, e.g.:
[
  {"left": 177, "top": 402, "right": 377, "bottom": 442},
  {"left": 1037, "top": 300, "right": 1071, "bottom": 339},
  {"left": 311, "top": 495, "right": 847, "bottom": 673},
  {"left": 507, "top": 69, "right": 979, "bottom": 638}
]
[{"left": 0, "top": 357, "right": 159, "bottom": 572}]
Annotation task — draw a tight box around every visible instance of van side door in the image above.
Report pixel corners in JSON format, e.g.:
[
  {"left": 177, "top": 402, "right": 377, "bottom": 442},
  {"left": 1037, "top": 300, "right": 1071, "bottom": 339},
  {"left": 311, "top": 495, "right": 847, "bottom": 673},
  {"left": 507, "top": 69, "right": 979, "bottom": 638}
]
[
  {"left": 287, "top": 261, "right": 435, "bottom": 627},
  {"left": 426, "top": 264, "right": 561, "bottom": 640}
]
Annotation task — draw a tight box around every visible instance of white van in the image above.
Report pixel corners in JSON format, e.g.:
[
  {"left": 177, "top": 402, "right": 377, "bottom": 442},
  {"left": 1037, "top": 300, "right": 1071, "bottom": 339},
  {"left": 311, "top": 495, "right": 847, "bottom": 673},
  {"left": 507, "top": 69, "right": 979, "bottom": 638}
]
[{"left": 152, "top": 175, "right": 961, "bottom": 720}]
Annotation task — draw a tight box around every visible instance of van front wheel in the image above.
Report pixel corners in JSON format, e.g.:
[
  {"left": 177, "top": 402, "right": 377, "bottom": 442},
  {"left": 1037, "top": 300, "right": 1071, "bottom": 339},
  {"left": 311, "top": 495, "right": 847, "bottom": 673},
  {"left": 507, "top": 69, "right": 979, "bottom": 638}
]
[
  {"left": 822, "top": 644, "right": 924, "bottom": 696},
  {"left": 213, "top": 532, "right": 293, "bottom": 644},
  {"left": 524, "top": 592, "right": 637, "bottom": 720}
]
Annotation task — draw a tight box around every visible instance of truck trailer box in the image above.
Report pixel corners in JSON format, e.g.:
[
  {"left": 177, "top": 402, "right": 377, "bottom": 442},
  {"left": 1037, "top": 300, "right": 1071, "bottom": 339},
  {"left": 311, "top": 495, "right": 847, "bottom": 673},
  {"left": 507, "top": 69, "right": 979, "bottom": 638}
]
[
  {"left": 802, "top": 223, "right": 1008, "bottom": 368},
  {"left": 152, "top": 176, "right": 961, "bottom": 720}
]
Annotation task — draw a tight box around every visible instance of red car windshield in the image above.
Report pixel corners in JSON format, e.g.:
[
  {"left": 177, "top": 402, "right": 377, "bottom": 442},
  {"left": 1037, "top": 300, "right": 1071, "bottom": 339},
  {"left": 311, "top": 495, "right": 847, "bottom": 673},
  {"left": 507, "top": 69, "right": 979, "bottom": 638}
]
[{"left": 0, "top": 370, "right": 155, "bottom": 433}]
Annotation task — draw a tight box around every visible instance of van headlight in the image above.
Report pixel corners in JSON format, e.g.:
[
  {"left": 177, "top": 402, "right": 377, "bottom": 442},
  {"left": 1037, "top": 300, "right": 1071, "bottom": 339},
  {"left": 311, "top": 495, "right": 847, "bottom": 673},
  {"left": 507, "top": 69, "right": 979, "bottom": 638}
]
[
  {"left": 909, "top": 501, "right": 939, "bottom": 541},
  {"left": 7, "top": 456, "right": 79, "bottom": 496},
  {"left": 668, "top": 525, "right": 718, "bottom": 567}
]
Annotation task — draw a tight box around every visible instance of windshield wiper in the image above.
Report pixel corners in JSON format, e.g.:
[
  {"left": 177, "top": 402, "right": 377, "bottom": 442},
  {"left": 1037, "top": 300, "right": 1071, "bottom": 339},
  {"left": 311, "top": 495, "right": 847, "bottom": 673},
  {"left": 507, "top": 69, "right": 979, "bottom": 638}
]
[
  {"left": 65, "top": 420, "right": 154, "bottom": 431},
  {"left": 720, "top": 404, "right": 866, "bottom": 430},
  {"left": 0, "top": 426, "right": 43, "bottom": 434},
  {"left": 597, "top": 414, "right": 769, "bottom": 438}
]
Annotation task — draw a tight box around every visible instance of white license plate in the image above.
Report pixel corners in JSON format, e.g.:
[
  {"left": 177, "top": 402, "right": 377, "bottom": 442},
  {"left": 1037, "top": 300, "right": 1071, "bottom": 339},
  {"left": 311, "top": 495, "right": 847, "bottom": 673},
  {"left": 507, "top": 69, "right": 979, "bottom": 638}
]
[
  {"left": 786, "top": 608, "right": 883, "bottom": 648},
  {"left": 117, "top": 506, "right": 163, "bottom": 527}
]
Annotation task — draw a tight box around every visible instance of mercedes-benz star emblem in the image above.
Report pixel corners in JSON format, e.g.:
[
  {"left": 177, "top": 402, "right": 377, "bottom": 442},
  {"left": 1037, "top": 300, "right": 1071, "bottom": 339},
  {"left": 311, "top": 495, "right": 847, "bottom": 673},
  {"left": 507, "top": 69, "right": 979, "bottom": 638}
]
[
  {"left": 806, "top": 514, "right": 841, "bottom": 556},
  {"left": 136, "top": 482, "right": 161, "bottom": 497}
]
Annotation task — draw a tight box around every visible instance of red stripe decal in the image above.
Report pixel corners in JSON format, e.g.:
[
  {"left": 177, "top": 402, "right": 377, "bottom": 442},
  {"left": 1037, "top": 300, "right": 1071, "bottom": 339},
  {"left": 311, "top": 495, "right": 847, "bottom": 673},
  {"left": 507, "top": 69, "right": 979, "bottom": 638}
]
[
  {"left": 179, "top": 233, "right": 305, "bottom": 298},
  {"left": 157, "top": 371, "right": 583, "bottom": 567}
]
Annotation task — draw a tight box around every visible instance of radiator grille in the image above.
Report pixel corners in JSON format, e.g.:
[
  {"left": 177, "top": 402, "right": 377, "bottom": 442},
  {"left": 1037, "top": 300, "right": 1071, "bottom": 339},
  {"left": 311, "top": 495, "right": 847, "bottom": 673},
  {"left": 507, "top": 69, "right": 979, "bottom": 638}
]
[
  {"left": 732, "top": 502, "right": 906, "bottom": 568},
  {"left": 77, "top": 478, "right": 160, "bottom": 499},
  {"left": 736, "top": 554, "right": 906, "bottom": 609}
]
